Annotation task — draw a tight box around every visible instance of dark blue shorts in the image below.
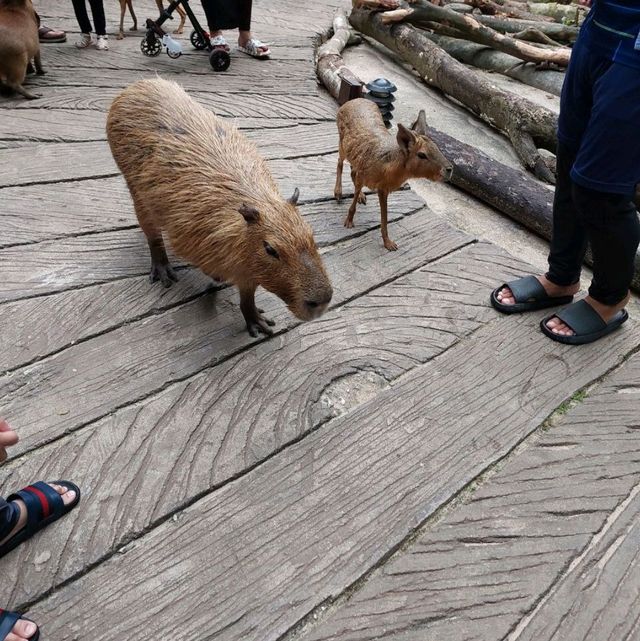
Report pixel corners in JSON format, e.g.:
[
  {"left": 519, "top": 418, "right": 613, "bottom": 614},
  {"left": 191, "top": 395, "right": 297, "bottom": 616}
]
[{"left": 558, "top": 36, "right": 640, "bottom": 197}]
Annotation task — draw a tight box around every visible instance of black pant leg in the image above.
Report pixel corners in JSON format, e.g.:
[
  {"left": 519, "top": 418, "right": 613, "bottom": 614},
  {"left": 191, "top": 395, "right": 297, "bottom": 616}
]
[
  {"left": 238, "top": 0, "right": 252, "bottom": 31},
  {"left": 88, "top": 0, "right": 106, "bottom": 35},
  {"left": 572, "top": 185, "right": 640, "bottom": 306},
  {"left": 546, "top": 144, "right": 588, "bottom": 287},
  {"left": 71, "top": 0, "right": 93, "bottom": 33},
  {"left": 201, "top": 0, "right": 241, "bottom": 31}
]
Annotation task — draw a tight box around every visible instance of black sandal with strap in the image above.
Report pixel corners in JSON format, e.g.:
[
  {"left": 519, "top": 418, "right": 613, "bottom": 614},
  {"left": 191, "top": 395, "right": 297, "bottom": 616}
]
[{"left": 0, "top": 481, "right": 81, "bottom": 559}]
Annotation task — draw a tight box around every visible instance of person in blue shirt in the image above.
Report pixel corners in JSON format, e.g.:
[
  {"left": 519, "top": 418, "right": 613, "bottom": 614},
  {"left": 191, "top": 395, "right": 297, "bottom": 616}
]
[{"left": 492, "top": 0, "right": 640, "bottom": 345}]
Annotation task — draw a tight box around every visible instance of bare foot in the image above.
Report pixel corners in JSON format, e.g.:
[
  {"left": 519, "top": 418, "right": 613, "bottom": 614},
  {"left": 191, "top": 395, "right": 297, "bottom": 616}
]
[
  {"left": 496, "top": 275, "right": 579, "bottom": 307},
  {"left": 545, "top": 292, "right": 630, "bottom": 337},
  {"left": 0, "top": 483, "right": 77, "bottom": 546},
  {"left": 4, "top": 618, "right": 38, "bottom": 641}
]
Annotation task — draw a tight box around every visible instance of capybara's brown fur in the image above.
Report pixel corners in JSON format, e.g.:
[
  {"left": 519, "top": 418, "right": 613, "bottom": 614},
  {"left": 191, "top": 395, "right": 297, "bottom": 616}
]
[
  {"left": 335, "top": 98, "right": 453, "bottom": 251},
  {"left": 106, "top": 78, "right": 333, "bottom": 337},
  {"left": 0, "top": 0, "right": 43, "bottom": 100}
]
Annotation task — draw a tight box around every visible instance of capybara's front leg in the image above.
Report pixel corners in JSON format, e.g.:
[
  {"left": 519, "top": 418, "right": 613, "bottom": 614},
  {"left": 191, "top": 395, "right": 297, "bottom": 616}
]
[
  {"left": 34, "top": 52, "right": 45, "bottom": 75},
  {"left": 147, "top": 237, "right": 178, "bottom": 287},
  {"left": 239, "top": 286, "right": 275, "bottom": 337},
  {"left": 10, "top": 83, "right": 40, "bottom": 100}
]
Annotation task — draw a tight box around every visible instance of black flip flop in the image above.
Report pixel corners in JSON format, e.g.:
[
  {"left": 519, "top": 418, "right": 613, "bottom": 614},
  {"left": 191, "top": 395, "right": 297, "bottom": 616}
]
[
  {"left": 540, "top": 299, "right": 629, "bottom": 345},
  {"left": 0, "top": 480, "right": 81, "bottom": 559},
  {"left": 0, "top": 610, "right": 39, "bottom": 641},
  {"left": 491, "top": 275, "right": 574, "bottom": 314}
]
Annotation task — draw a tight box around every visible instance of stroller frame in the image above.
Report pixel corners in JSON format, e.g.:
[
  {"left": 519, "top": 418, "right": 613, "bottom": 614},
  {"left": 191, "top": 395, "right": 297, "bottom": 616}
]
[{"left": 141, "top": 0, "right": 231, "bottom": 71}]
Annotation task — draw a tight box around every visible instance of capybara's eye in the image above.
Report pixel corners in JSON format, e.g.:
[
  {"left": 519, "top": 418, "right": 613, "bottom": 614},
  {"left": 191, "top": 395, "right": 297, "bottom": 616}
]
[
  {"left": 264, "top": 241, "right": 280, "bottom": 259},
  {"left": 417, "top": 152, "right": 428, "bottom": 160}
]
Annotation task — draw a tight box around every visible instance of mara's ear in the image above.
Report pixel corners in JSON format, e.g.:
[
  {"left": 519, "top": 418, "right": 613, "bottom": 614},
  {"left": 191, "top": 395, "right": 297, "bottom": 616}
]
[
  {"left": 239, "top": 203, "right": 260, "bottom": 225},
  {"left": 397, "top": 123, "right": 416, "bottom": 152},
  {"left": 288, "top": 187, "right": 300, "bottom": 205},
  {"left": 411, "top": 110, "right": 428, "bottom": 135}
]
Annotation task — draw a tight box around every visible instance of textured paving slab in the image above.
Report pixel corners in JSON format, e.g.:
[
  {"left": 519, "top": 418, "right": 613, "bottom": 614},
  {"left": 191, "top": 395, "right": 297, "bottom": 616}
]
[{"left": 2, "top": 1, "right": 640, "bottom": 641}]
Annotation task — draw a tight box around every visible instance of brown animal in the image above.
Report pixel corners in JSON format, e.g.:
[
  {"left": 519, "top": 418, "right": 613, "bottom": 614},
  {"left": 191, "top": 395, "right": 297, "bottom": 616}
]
[
  {"left": 107, "top": 78, "right": 333, "bottom": 337},
  {"left": 118, "top": 0, "right": 186, "bottom": 40},
  {"left": 0, "top": 0, "right": 43, "bottom": 100},
  {"left": 334, "top": 98, "right": 453, "bottom": 251}
]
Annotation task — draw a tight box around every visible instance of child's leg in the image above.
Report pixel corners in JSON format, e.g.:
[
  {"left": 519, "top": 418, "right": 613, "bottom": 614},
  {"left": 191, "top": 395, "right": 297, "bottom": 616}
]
[
  {"left": 71, "top": 0, "right": 93, "bottom": 33},
  {"left": 569, "top": 61, "right": 640, "bottom": 306}
]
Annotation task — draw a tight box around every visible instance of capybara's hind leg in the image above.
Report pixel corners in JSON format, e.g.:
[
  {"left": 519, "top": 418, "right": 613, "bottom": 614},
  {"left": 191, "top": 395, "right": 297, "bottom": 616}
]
[
  {"left": 351, "top": 168, "right": 366, "bottom": 205},
  {"left": 133, "top": 196, "right": 178, "bottom": 287}
]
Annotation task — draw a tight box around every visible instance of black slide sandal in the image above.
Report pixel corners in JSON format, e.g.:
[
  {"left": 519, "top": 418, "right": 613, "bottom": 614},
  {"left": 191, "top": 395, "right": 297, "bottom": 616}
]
[
  {"left": 540, "top": 299, "right": 629, "bottom": 345},
  {"left": 491, "top": 275, "right": 574, "bottom": 314}
]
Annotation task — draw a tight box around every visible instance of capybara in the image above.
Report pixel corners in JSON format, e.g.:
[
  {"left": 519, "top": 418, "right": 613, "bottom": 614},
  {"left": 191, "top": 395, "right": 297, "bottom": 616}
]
[
  {"left": 106, "top": 78, "right": 333, "bottom": 337},
  {"left": 0, "top": 0, "right": 43, "bottom": 100},
  {"left": 335, "top": 98, "right": 453, "bottom": 251}
]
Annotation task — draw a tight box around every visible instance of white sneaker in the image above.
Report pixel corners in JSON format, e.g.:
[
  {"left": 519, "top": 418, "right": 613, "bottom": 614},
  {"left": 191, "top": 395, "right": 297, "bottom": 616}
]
[
  {"left": 96, "top": 35, "right": 109, "bottom": 50},
  {"left": 75, "top": 33, "right": 93, "bottom": 48}
]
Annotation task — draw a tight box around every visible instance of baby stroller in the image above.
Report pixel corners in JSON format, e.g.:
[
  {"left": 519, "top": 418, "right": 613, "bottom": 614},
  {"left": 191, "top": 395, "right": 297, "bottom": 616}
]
[{"left": 141, "top": 0, "right": 231, "bottom": 71}]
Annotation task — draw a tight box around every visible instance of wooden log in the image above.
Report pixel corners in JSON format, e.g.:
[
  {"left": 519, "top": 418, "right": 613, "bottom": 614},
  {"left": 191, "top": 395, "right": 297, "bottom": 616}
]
[
  {"left": 380, "top": 3, "right": 571, "bottom": 66},
  {"left": 475, "top": 15, "right": 578, "bottom": 42},
  {"left": 421, "top": 32, "right": 565, "bottom": 95},
  {"left": 349, "top": 7, "right": 558, "bottom": 182},
  {"left": 316, "top": 9, "right": 364, "bottom": 101},
  {"left": 459, "top": 0, "right": 556, "bottom": 21},
  {"left": 528, "top": 2, "right": 587, "bottom": 23},
  {"left": 425, "top": 126, "right": 640, "bottom": 292}
]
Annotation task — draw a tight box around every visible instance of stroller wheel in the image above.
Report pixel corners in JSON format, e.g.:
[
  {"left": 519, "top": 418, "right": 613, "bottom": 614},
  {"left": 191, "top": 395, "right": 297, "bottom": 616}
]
[
  {"left": 209, "top": 49, "right": 231, "bottom": 71},
  {"left": 167, "top": 48, "right": 182, "bottom": 59},
  {"left": 190, "top": 29, "right": 208, "bottom": 50},
  {"left": 141, "top": 35, "right": 162, "bottom": 57}
]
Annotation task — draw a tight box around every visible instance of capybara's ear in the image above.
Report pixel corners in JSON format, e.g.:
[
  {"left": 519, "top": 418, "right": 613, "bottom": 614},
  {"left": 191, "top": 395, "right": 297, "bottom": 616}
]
[
  {"left": 239, "top": 203, "right": 260, "bottom": 224},
  {"left": 396, "top": 123, "right": 416, "bottom": 152},
  {"left": 288, "top": 187, "right": 300, "bottom": 205},
  {"left": 411, "top": 110, "right": 428, "bottom": 135}
]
